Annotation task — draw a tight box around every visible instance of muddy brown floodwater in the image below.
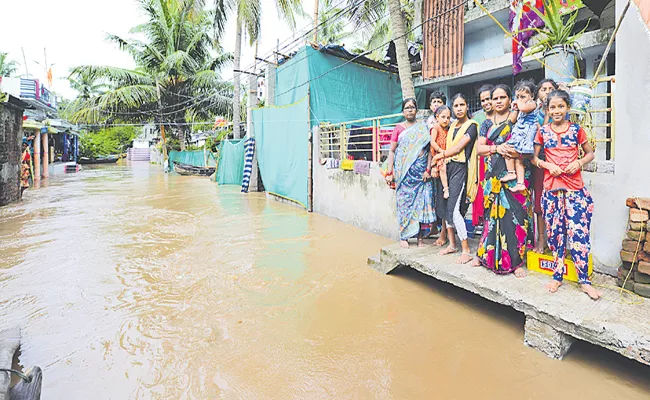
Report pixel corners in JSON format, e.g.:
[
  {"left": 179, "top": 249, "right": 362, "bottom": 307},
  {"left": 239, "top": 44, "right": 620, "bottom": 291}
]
[{"left": 1, "top": 163, "right": 649, "bottom": 399}]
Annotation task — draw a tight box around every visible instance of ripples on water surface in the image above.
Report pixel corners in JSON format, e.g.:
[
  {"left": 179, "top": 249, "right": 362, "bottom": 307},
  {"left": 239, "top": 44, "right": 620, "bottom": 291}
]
[{"left": 0, "top": 163, "right": 649, "bottom": 399}]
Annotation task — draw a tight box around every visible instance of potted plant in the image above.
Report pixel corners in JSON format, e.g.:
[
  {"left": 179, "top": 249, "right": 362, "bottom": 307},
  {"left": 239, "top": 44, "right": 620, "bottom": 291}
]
[{"left": 520, "top": 0, "right": 589, "bottom": 83}]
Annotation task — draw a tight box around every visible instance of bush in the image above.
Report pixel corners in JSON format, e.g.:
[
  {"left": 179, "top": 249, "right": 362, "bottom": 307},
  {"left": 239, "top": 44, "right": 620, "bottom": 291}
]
[{"left": 79, "top": 126, "right": 137, "bottom": 158}]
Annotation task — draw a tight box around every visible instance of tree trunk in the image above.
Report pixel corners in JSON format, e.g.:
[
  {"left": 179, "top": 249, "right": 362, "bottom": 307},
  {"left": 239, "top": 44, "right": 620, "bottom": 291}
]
[
  {"left": 233, "top": 16, "right": 243, "bottom": 139},
  {"left": 387, "top": 0, "right": 415, "bottom": 100}
]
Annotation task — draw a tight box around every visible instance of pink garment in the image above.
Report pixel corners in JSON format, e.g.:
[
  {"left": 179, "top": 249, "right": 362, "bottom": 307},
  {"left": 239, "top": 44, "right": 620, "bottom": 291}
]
[
  {"left": 390, "top": 124, "right": 406, "bottom": 143},
  {"left": 472, "top": 156, "right": 486, "bottom": 226}
]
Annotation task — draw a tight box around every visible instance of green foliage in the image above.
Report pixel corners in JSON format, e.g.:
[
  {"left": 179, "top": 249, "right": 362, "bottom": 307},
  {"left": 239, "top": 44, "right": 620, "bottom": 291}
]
[
  {"left": 345, "top": 0, "right": 416, "bottom": 61},
  {"left": 520, "top": 0, "right": 588, "bottom": 56},
  {"left": 69, "top": 0, "right": 233, "bottom": 146},
  {"left": 79, "top": 126, "right": 137, "bottom": 158},
  {"left": 0, "top": 53, "right": 18, "bottom": 77}
]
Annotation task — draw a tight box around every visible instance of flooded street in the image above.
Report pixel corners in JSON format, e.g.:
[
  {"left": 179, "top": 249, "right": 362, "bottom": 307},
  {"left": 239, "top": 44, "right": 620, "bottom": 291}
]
[{"left": 1, "top": 163, "right": 649, "bottom": 399}]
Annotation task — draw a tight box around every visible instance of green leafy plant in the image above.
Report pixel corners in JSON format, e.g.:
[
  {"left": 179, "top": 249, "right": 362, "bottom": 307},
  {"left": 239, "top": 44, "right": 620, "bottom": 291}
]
[{"left": 520, "top": 0, "right": 588, "bottom": 57}]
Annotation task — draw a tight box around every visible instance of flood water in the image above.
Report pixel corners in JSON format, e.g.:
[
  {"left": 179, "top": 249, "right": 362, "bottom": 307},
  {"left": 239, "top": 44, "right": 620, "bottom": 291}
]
[{"left": 1, "top": 163, "right": 649, "bottom": 399}]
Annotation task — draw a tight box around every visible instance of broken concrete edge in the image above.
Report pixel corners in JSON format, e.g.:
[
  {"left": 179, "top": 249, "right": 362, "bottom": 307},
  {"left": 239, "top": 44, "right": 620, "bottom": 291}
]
[
  {"left": 371, "top": 247, "right": 650, "bottom": 366},
  {"left": 0, "top": 327, "right": 21, "bottom": 400}
]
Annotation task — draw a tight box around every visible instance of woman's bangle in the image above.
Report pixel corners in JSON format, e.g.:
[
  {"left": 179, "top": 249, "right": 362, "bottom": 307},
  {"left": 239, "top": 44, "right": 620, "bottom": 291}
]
[
  {"left": 386, "top": 171, "right": 393, "bottom": 176},
  {"left": 425, "top": 168, "right": 431, "bottom": 174}
]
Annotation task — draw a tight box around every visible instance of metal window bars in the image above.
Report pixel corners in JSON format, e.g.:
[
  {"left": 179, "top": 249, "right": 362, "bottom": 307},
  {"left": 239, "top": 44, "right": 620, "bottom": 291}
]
[{"left": 319, "top": 113, "right": 402, "bottom": 163}]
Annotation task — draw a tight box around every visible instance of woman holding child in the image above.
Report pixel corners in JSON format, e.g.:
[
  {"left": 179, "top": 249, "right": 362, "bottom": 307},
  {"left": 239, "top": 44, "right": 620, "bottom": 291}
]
[
  {"left": 385, "top": 98, "right": 436, "bottom": 248},
  {"left": 472, "top": 84, "right": 534, "bottom": 277},
  {"left": 432, "top": 94, "right": 480, "bottom": 264}
]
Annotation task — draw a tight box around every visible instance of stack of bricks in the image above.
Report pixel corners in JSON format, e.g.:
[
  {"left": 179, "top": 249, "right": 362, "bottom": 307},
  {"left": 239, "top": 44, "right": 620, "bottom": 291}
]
[{"left": 618, "top": 197, "right": 650, "bottom": 298}]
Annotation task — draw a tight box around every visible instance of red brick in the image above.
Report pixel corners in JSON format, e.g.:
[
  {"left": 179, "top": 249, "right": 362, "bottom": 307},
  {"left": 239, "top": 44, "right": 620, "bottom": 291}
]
[
  {"left": 628, "top": 230, "right": 645, "bottom": 241},
  {"left": 630, "top": 208, "right": 649, "bottom": 222},
  {"left": 636, "top": 198, "right": 650, "bottom": 211},
  {"left": 638, "top": 261, "right": 650, "bottom": 275},
  {"left": 626, "top": 197, "right": 638, "bottom": 208},
  {"left": 629, "top": 221, "right": 645, "bottom": 231},
  {"left": 644, "top": 241, "right": 650, "bottom": 254},
  {"left": 639, "top": 251, "right": 650, "bottom": 262},
  {"left": 623, "top": 239, "right": 643, "bottom": 252}
]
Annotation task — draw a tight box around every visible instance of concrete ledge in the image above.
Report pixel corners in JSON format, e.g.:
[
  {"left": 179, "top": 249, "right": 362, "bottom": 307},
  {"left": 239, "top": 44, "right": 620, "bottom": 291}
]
[{"left": 371, "top": 243, "right": 650, "bottom": 364}]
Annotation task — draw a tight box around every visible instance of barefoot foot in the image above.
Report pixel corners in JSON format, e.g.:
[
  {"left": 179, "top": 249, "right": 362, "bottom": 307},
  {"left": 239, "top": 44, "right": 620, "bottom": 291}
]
[
  {"left": 546, "top": 280, "right": 562, "bottom": 293},
  {"left": 532, "top": 245, "right": 547, "bottom": 254},
  {"left": 439, "top": 246, "right": 458, "bottom": 256},
  {"left": 458, "top": 252, "right": 472, "bottom": 264},
  {"left": 399, "top": 240, "right": 409, "bottom": 249},
  {"left": 500, "top": 172, "right": 516, "bottom": 182},
  {"left": 514, "top": 267, "right": 527, "bottom": 278},
  {"left": 418, "top": 238, "right": 426, "bottom": 248},
  {"left": 509, "top": 183, "right": 526, "bottom": 192},
  {"left": 471, "top": 258, "right": 482, "bottom": 267},
  {"left": 435, "top": 237, "right": 448, "bottom": 247},
  {"left": 581, "top": 284, "right": 601, "bottom": 300}
]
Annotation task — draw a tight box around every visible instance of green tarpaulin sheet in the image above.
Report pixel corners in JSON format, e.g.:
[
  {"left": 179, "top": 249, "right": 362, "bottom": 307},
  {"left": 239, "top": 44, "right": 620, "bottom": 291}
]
[
  {"left": 252, "top": 97, "right": 309, "bottom": 208},
  {"left": 217, "top": 139, "right": 245, "bottom": 185},
  {"left": 168, "top": 150, "right": 217, "bottom": 167}
]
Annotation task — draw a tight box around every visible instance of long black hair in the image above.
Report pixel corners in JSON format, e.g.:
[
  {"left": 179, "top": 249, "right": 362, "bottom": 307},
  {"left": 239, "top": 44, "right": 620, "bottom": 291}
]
[
  {"left": 491, "top": 84, "right": 512, "bottom": 99},
  {"left": 451, "top": 93, "right": 468, "bottom": 105},
  {"left": 535, "top": 78, "right": 559, "bottom": 99},
  {"left": 477, "top": 84, "right": 494, "bottom": 97},
  {"left": 402, "top": 97, "right": 417, "bottom": 111},
  {"left": 546, "top": 89, "right": 571, "bottom": 108}
]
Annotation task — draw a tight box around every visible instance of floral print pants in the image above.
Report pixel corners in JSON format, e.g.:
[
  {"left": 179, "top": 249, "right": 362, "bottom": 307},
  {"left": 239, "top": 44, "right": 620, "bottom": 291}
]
[{"left": 542, "top": 188, "right": 594, "bottom": 284}]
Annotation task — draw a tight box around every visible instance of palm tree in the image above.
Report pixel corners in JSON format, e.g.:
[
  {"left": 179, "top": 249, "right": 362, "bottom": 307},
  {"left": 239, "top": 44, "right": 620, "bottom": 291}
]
[
  {"left": 70, "top": 0, "right": 233, "bottom": 148},
  {"left": 212, "top": 0, "right": 303, "bottom": 139},
  {"left": 68, "top": 69, "right": 108, "bottom": 100},
  {"left": 318, "top": 0, "right": 351, "bottom": 44},
  {"left": 347, "top": 0, "right": 415, "bottom": 99},
  {"left": 0, "top": 52, "right": 18, "bottom": 77}
]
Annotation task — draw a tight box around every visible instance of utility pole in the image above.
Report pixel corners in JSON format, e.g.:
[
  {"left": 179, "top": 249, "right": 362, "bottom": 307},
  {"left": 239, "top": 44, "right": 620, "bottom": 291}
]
[
  {"left": 313, "top": 0, "right": 319, "bottom": 43},
  {"left": 21, "top": 47, "right": 29, "bottom": 77}
]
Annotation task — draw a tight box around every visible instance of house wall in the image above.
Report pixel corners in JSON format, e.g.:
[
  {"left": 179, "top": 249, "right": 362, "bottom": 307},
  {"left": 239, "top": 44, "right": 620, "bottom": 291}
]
[
  {"left": 312, "top": 127, "right": 399, "bottom": 240},
  {"left": 0, "top": 103, "right": 24, "bottom": 206},
  {"left": 464, "top": 24, "right": 506, "bottom": 64}
]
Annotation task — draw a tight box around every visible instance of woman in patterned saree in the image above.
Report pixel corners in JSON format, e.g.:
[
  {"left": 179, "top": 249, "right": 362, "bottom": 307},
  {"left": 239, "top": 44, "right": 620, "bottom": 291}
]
[
  {"left": 472, "top": 85, "right": 534, "bottom": 277},
  {"left": 385, "top": 98, "right": 436, "bottom": 248}
]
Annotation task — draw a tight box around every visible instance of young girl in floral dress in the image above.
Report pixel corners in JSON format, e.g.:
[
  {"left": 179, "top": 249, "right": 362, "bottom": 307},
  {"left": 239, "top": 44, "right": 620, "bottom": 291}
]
[{"left": 533, "top": 90, "right": 599, "bottom": 300}]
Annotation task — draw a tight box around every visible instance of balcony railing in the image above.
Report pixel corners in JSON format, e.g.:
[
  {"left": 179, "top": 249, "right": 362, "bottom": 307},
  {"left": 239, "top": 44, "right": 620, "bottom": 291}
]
[{"left": 318, "top": 114, "right": 403, "bottom": 163}]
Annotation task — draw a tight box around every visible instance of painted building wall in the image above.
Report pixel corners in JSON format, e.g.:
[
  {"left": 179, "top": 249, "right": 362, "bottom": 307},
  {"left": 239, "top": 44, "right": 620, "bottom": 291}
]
[{"left": 463, "top": 24, "right": 506, "bottom": 64}]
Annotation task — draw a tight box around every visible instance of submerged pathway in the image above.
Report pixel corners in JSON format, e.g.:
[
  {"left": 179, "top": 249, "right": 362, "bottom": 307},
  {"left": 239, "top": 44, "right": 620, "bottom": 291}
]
[{"left": 0, "top": 163, "right": 649, "bottom": 399}]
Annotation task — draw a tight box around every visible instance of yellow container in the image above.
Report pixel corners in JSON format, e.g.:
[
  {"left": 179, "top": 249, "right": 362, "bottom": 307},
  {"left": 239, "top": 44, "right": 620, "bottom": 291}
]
[{"left": 526, "top": 251, "right": 593, "bottom": 283}]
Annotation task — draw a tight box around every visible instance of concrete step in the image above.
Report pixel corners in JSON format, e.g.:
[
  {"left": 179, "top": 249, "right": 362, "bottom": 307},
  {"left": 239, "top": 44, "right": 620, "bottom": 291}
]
[{"left": 371, "top": 243, "right": 650, "bottom": 364}]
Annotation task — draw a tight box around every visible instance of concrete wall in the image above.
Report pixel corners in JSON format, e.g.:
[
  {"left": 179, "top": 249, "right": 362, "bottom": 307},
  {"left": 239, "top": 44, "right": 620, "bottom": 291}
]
[
  {"left": 582, "top": 1, "right": 650, "bottom": 275},
  {"left": 313, "top": 161, "right": 399, "bottom": 240},
  {"left": 312, "top": 126, "right": 398, "bottom": 239},
  {"left": 464, "top": 24, "right": 506, "bottom": 64},
  {"left": 0, "top": 103, "right": 23, "bottom": 206}
]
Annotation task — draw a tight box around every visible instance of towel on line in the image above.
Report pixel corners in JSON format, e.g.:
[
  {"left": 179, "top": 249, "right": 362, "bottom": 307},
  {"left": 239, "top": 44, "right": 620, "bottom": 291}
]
[{"left": 353, "top": 160, "right": 371, "bottom": 175}]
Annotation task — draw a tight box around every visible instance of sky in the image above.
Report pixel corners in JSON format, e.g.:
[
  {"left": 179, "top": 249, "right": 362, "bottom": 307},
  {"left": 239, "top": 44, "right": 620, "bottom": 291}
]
[{"left": 0, "top": 0, "right": 317, "bottom": 99}]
